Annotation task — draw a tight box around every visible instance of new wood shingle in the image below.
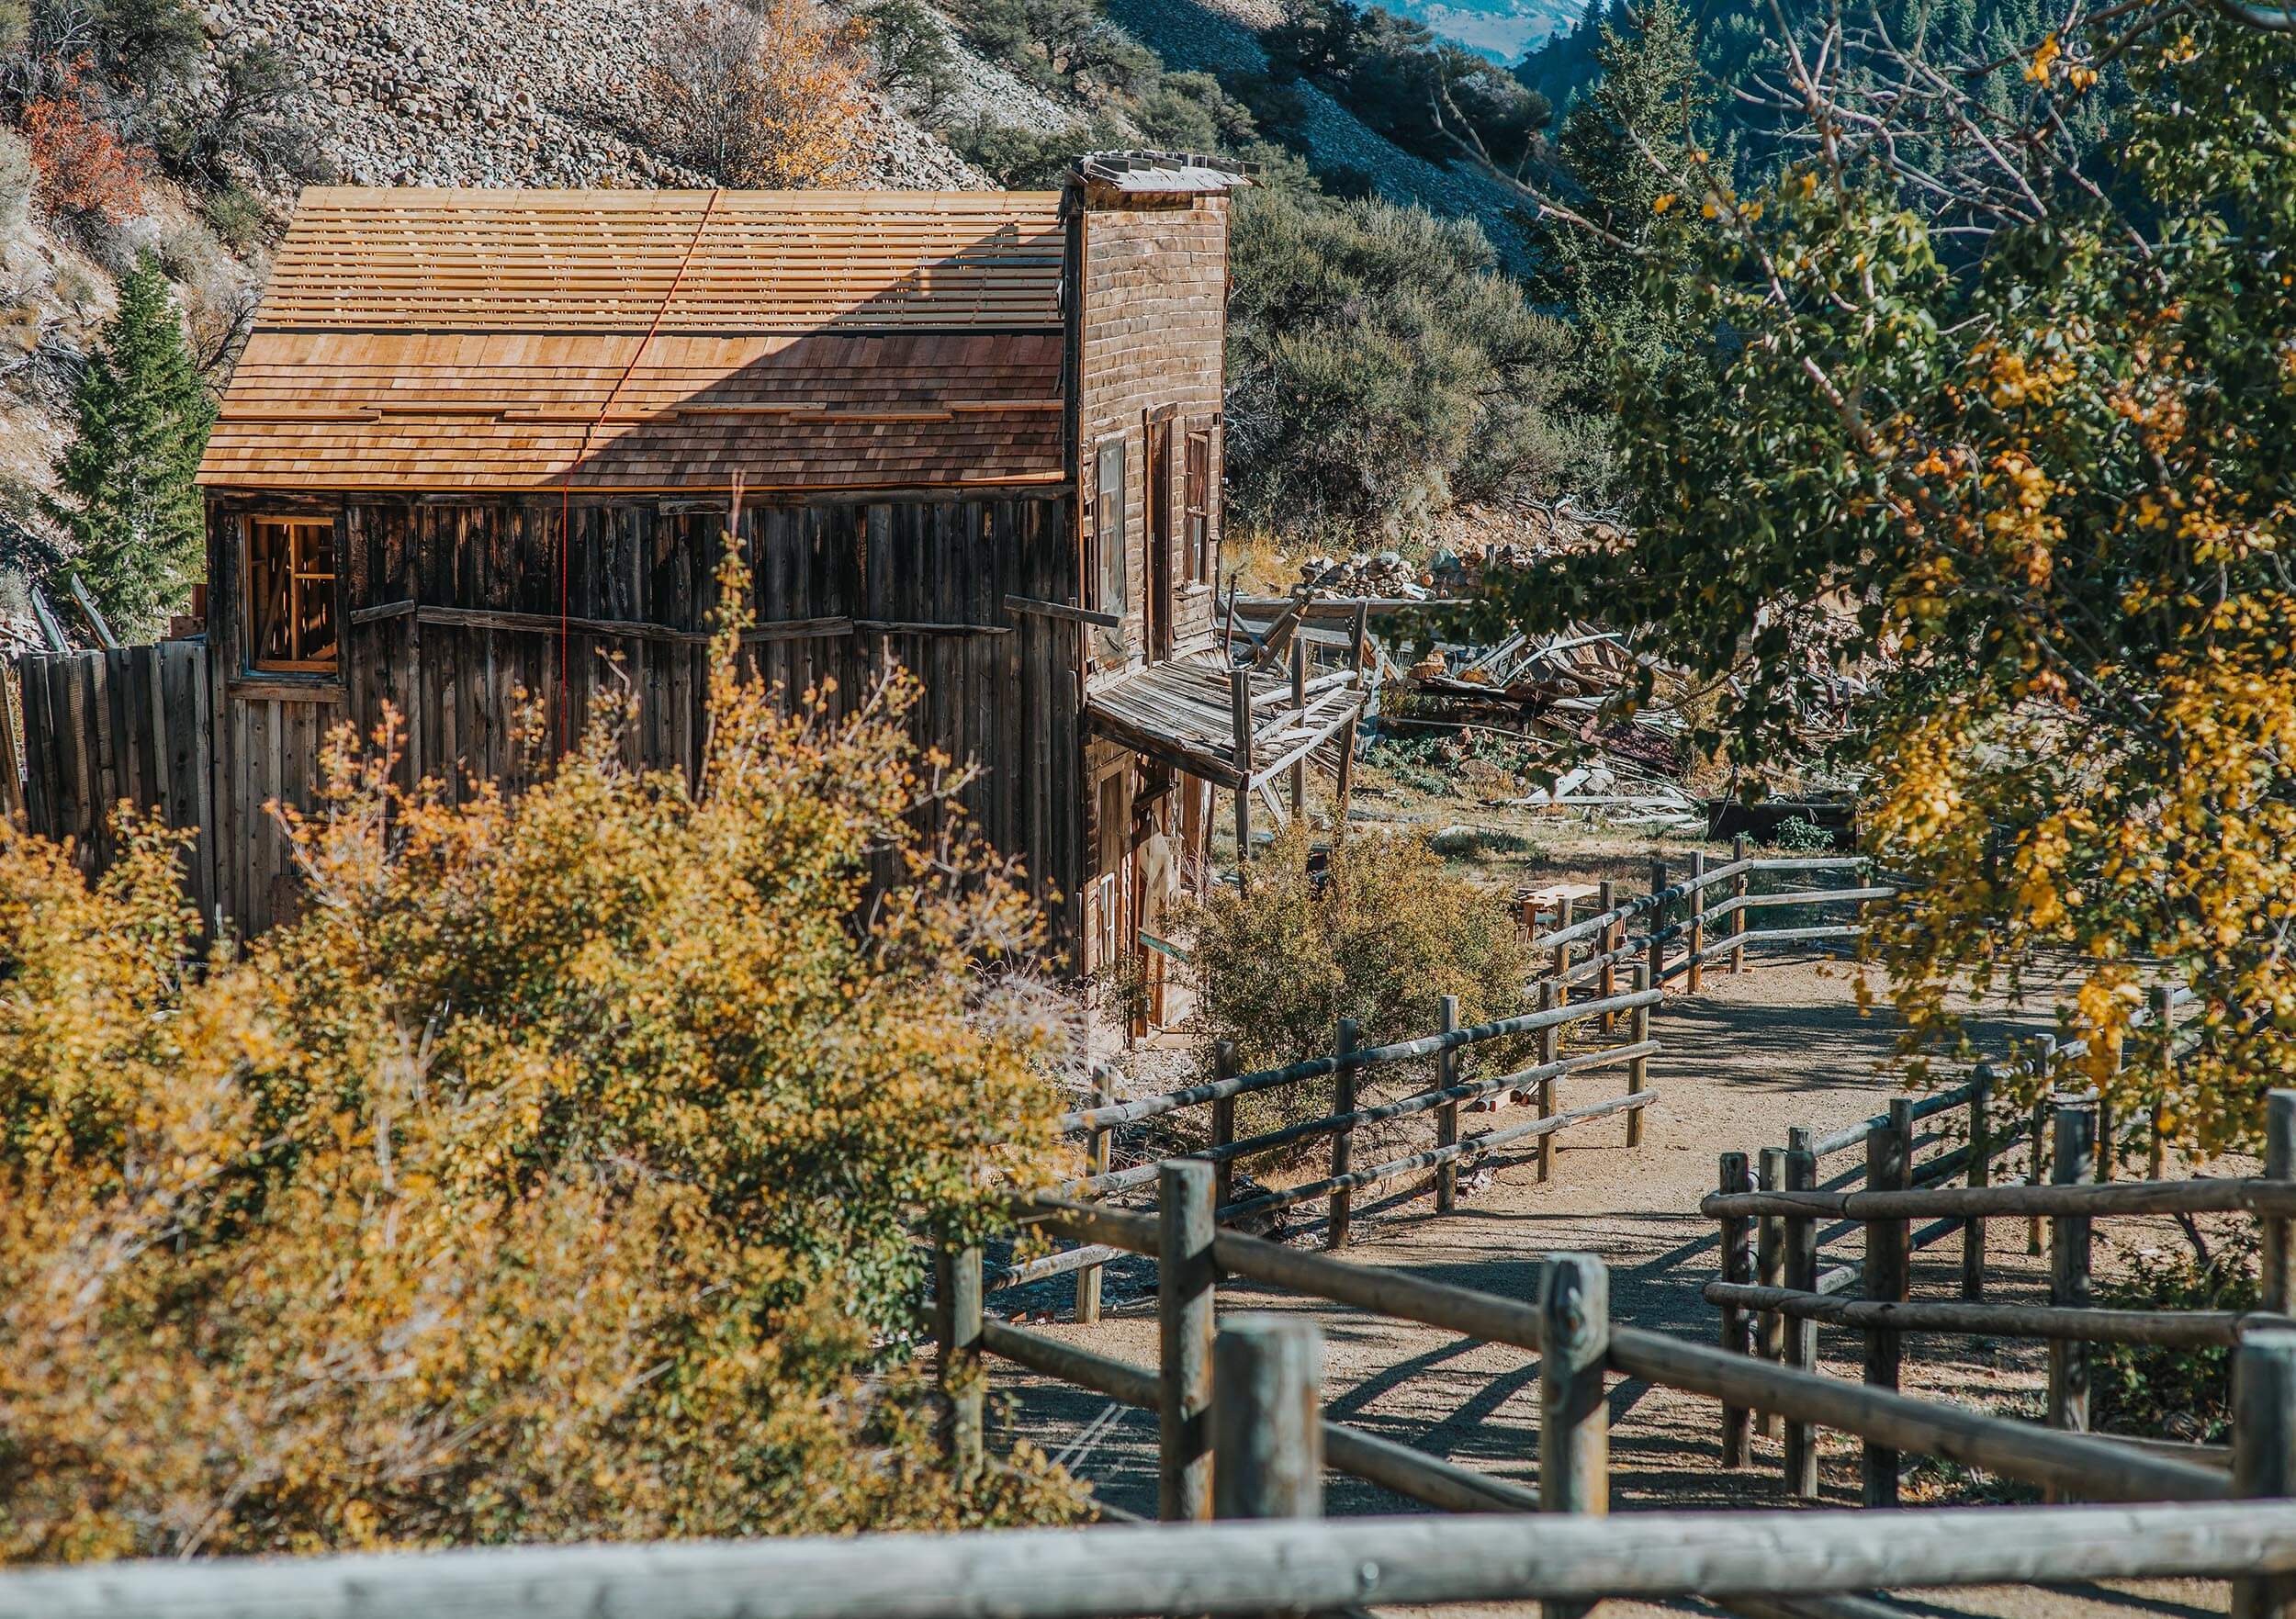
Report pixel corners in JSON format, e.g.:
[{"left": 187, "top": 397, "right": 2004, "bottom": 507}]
[{"left": 200, "top": 186, "right": 1070, "bottom": 492}]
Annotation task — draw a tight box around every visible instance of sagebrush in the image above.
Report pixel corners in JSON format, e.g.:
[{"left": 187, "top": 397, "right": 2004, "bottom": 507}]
[
  {"left": 0, "top": 545, "right": 1083, "bottom": 1560},
  {"left": 1178, "top": 826, "right": 1534, "bottom": 1152}
]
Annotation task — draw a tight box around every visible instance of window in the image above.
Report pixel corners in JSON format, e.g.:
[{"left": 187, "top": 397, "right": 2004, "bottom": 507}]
[
  {"left": 246, "top": 516, "right": 339, "bottom": 673},
  {"left": 1094, "top": 437, "right": 1128, "bottom": 615},
  {"left": 1183, "top": 426, "right": 1213, "bottom": 584}
]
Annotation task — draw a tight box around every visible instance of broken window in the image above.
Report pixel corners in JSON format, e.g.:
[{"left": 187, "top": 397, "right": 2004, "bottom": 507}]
[
  {"left": 246, "top": 516, "right": 339, "bottom": 673},
  {"left": 1184, "top": 426, "right": 1213, "bottom": 584},
  {"left": 1095, "top": 437, "right": 1128, "bottom": 614}
]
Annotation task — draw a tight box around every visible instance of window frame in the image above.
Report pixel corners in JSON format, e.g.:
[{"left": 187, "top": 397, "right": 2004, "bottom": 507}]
[
  {"left": 243, "top": 514, "right": 342, "bottom": 676},
  {"left": 1093, "top": 436, "right": 1129, "bottom": 617},
  {"left": 1183, "top": 425, "right": 1213, "bottom": 585}
]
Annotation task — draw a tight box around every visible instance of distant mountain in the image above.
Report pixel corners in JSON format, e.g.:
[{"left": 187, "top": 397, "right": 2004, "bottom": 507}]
[{"left": 1379, "top": 0, "right": 1586, "bottom": 62}]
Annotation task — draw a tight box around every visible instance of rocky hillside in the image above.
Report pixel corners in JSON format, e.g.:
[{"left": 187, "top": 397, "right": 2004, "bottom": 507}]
[{"left": 217, "top": 0, "right": 989, "bottom": 189}]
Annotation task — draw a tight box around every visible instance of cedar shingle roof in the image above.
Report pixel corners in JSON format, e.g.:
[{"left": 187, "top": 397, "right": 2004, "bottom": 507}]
[{"left": 199, "top": 187, "right": 1070, "bottom": 493}]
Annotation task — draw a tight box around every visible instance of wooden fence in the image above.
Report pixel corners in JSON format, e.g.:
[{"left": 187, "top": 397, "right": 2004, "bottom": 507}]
[
  {"left": 7, "top": 645, "right": 217, "bottom": 923},
  {"left": 1004, "top": 853, "right": 1890, "bottom": 1313},
  {"left": 1703, "top": 1082, "right": 2296, "bottom": 1509},
  {"left": 932, "top": 1165, "right": 2296, "bottom": 1614}
]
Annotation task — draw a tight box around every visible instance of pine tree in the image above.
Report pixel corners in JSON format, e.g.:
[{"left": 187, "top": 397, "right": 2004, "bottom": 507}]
[
  {"left": 1525, "top": 0, "right": 1711, "bottom": 391},
  {"left": 48, "top": 249, "right": 214, "bottom": 637}
]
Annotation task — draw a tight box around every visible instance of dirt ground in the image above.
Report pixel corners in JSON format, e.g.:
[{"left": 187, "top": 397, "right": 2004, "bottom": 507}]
[{"left": 986, "top": 952, "right": 2238, "bottom": 1619}]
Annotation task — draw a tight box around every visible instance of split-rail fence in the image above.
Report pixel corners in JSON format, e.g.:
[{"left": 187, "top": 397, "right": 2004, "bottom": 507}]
[{"left": 1000, "top": 851, "right": 1884, "bottom": 1313}]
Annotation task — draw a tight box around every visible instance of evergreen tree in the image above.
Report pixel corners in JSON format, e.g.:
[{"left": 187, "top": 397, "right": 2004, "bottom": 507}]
[
  {"left": 47, "top": 250, "right": 213, "bottom": 637},
  {"left": 1525, "top": 0, "right": 1710, "bottom": 393}
]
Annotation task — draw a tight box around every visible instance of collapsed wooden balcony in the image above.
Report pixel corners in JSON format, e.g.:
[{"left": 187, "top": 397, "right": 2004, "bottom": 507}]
[{"left": 1086, "top": 650, "right": 1368, "bottom": 846}]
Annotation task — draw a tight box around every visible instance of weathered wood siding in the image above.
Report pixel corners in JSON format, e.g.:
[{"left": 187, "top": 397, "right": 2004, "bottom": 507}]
[
  {"left": 14, "top": 643, "right": 218, "bottom": 924},
  {"left": 1075, "top": 194, "right": 1229, "bottom": 682},
  {"left": 199, "top": 489, "right": 1082, "bottom": 947}
]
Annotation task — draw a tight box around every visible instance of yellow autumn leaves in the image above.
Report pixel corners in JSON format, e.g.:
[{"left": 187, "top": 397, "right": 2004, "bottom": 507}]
[{"left": 0, "top": 544, "right": 1084, "bottom": 1562}]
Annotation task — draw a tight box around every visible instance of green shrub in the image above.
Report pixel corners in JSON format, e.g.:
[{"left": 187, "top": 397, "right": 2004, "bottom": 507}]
[
  {"left": 2092, "top": 1236, "right": 2257, "bottom": 1444},
  {"left": 1226, "top": 186, "right": 1605, "bottom": 534},
  {"left": 1178, "top": 826, "right": 1534, "bottom": 1153},
  {"left": 1771, "top": 815, "right": 1832, "bottom": 854},
  {"left": 202, "top": 180, "right": 271, "bottom": 251}
]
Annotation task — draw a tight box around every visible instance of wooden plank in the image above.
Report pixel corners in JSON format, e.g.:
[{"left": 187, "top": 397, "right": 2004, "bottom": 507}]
[
  {"left": 6, "top": 1501, "right": 2295, "bottom": 1618},
  {"left": 1714, "top": 1276, "right": 2295, "bottom": 1344},
  {"left": 1005, "top": 593, "right": 1120, "bottom": 629}
]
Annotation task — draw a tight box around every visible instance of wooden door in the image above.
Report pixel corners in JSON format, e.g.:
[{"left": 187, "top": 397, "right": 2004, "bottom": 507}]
[{"left": 1145, "top": 416, "right": 1175, "bottom": 662}]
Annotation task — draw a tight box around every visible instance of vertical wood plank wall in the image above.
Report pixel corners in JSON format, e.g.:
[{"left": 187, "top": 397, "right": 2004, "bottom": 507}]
[
  {"left": 14, "top": 643, "right": 217, "bottom": 925},
  {"left": 22, "top": 489, "right": 1083, "bottom": 952}
]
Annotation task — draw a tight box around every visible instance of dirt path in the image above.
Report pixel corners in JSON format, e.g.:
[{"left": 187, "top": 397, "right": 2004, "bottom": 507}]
[{"left": 986, "top": 954, "right": 2231, "bottom": 1619}]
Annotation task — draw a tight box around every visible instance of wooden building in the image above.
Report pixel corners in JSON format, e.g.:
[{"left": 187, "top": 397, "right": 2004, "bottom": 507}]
[{"left": 1, "top": 154, "right": 1342, "bottom": 979}]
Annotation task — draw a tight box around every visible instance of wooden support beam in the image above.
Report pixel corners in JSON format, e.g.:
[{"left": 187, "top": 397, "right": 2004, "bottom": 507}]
[
  {"left": 1230, "top": 668, "right": 1254, "bottom": 876},
  {"left": 1289, "top": 635, "right": 1308, "bottom": 822}
]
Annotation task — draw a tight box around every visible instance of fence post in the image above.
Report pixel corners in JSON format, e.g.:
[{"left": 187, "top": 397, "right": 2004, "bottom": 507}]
[
  {"left": 2028, "top": 1036, "right": 2057, "bottom": 1257},
  {"left": 1718, "top": 1151, "right": 1754, "bottom": 1469},
  {"left": 2233, "top": 1329, "right": 2296, "bottom": 1619},
  {"left": 1539, "top": 1252, "right": 1610, "bottom": 1619},
  {"left": 1076, "top": 1070, "right": 1115, "bottom": 1324},
  {"left": 1553, "top": 894, "right": 1575, "bottom": 1006},
  {"left": 2263, "top": 1090, "right": 2296, "bottom": 1316},
  {"left": 1159, "top": 1159, "right": 1217, "bottom": 1522},
  {"left": 1597, "top": 879, "right": 1618, "bottom": 1030},
  {"left": 1626, "top": 961, "right": 1650, "bottom": 1149},
  {"left": 1962, "top": 1062, "right": 1992, "bottom": 1302},
  {"left": 2149, "top": 986, "right": 2174, "bottom": 1183},
  {"left": 2099, "top": 1040, "right": 2120, "bottom": 1184},
  {"left": 1210, "top": 1041, "right": 1239, "bottom": 1282},
  {"left": 2046, "top": 1095, "right": 2099, "bottom": 1490},
  {"left": 936, "top": 1239, "right": 985, "bottom": 1481},
  {"left": 1688, "top": 849, "right": 1707, "bottom": 993},
  {"left": 1435, "top": 995, "right": 1461, "bottom": 1216},
  {"left": 1328, "top": 1017, "right": 1359, "bottom": 1250},
  {"left": 1730, "top": 834, "right": 1749, "bottom": 973},
  {"left": 1536, "top": 979, "right": 1559, "bottom": 1184},
  {"left": 1861, "top": 1104, "right": 1910, "bottom": 1507},
  {"left": 1782, "top": 1130, "right": 1819, "bottom": 1501},
  {"left": 1212, "top": 1315, "right": 1324, "bottom": 1523},
  {"left": 1755, "top": 1145, "right": 1785, "bottom": 1442},
  {"left": 1646, "top": 857, "right": 1668, "bottom": 996}
]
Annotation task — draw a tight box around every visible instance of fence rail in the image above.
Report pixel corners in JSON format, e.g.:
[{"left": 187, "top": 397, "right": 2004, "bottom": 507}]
[
  {"left": 1703, "top": 1073, "right": 2293, "bottom": 1509},
  {"left": 984, "top": 1171, "right": 2247, "bottom": 1513},
  {"left": 1024, "top": 852, "right": 1889, "bottom": 1306},
  {"left": 5, "top": 1500, "right": 2293, "bottom": 1619}
]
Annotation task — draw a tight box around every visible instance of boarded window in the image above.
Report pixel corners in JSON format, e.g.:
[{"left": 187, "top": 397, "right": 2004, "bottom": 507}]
[
  {"left": 1184, "top": 427, "right": 1213, "bottom": 583},
  {"left": 246, "top": 516, "right": 339, "bottom": 673}
]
